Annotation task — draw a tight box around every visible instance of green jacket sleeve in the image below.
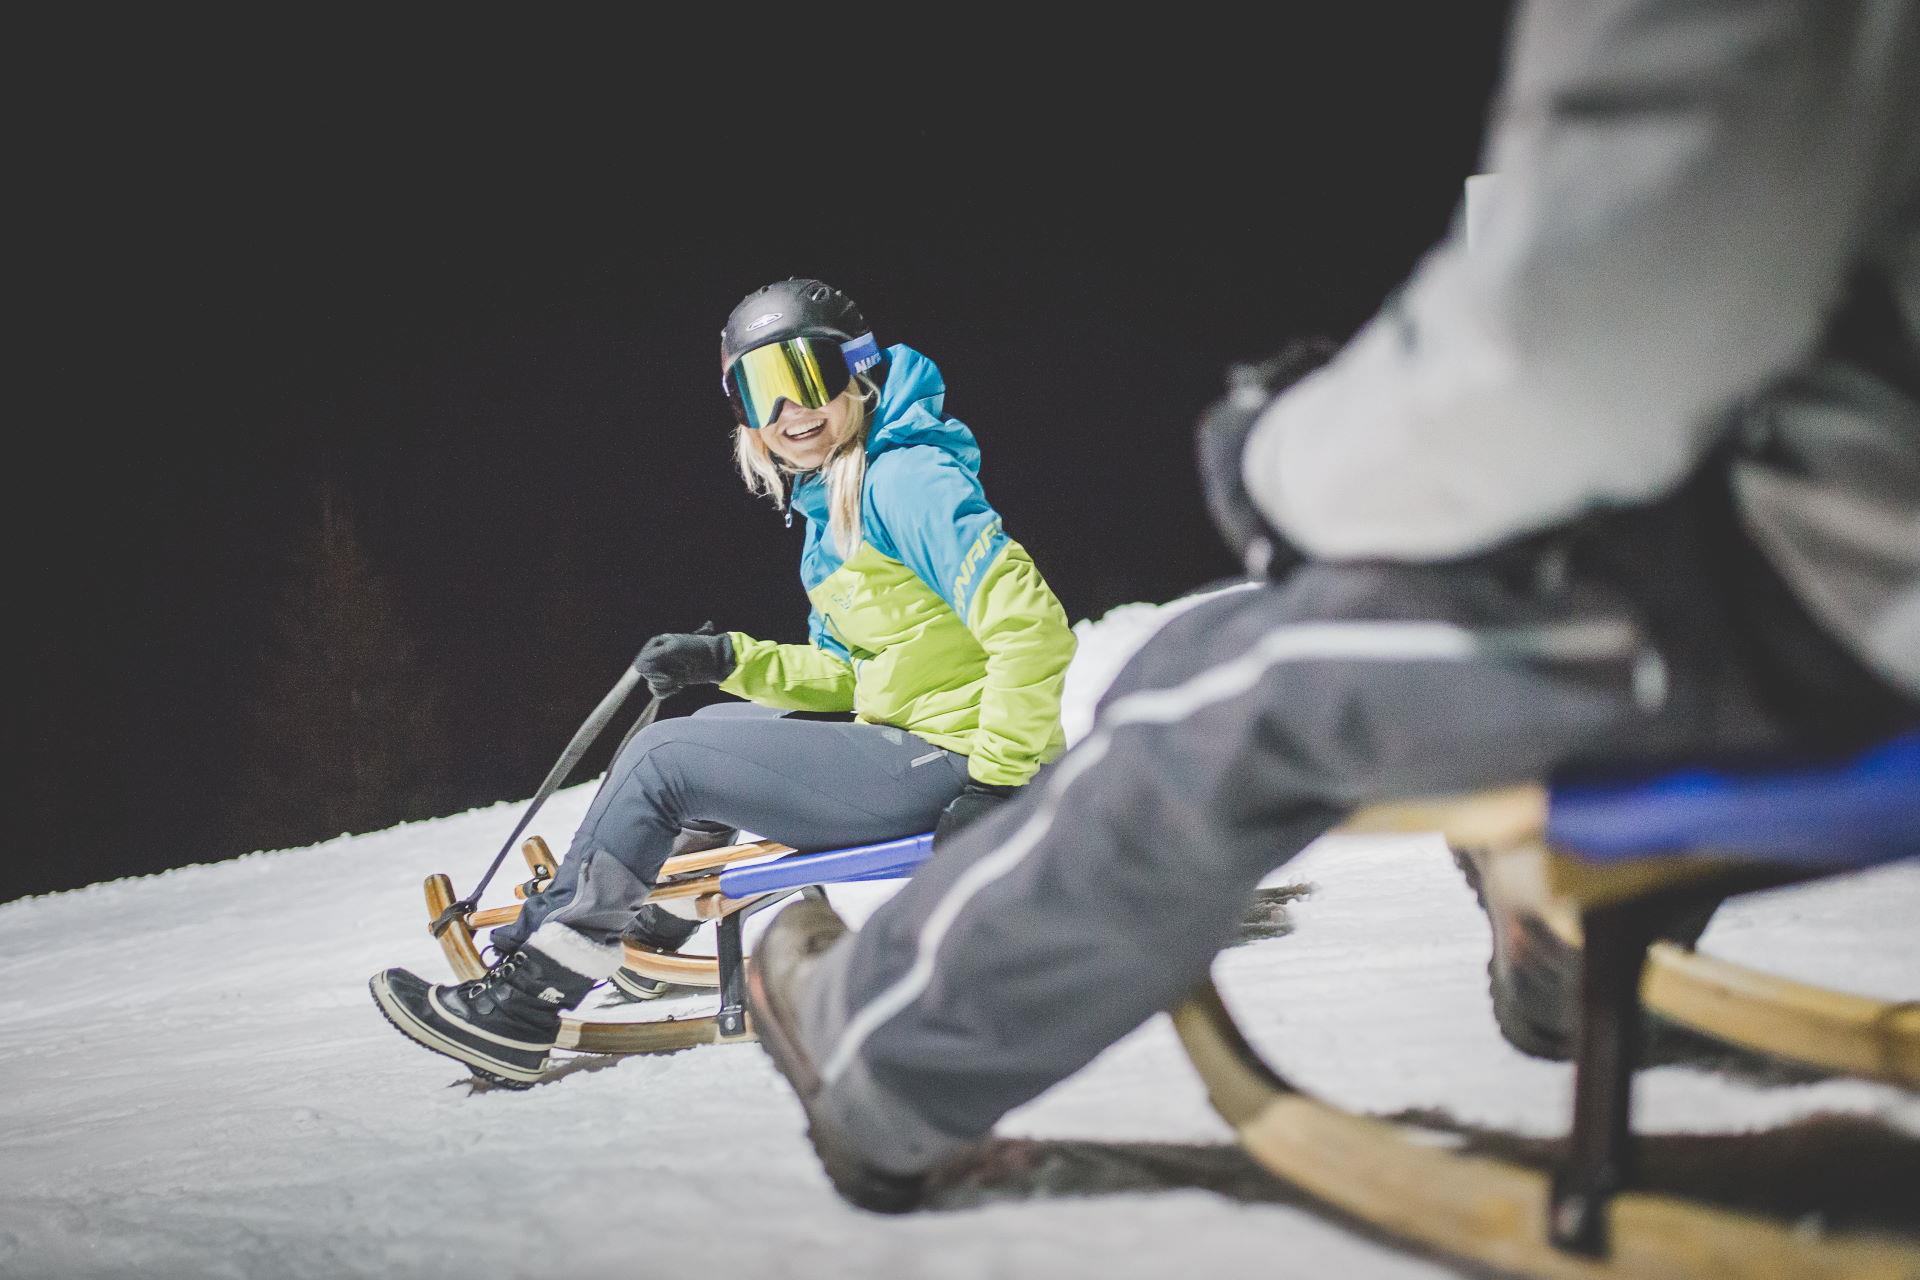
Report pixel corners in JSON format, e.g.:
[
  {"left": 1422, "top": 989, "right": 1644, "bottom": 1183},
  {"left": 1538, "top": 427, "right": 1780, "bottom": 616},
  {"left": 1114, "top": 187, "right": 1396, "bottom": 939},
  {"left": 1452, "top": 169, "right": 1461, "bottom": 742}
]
[
  {"left": 717, "top": 629, "right": 856, "bottom": 712},
  {"left": 962, "top": 542, "right": 1077, "bottom": 787}
]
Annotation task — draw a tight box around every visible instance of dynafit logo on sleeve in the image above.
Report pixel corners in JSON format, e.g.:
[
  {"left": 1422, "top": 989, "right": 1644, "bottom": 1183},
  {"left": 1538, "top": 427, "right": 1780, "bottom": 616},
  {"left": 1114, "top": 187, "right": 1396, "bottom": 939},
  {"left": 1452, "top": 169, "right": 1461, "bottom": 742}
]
[{"left": 951, "top": 518, "right": 1004, "bottom": 606}]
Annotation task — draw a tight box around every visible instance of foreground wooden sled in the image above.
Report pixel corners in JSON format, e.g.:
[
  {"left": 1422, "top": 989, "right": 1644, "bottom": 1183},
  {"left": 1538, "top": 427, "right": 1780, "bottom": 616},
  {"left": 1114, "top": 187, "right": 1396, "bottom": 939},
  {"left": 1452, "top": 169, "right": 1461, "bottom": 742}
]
[
  {"left": 1177, "top": 732, "right": 1920, "bottom": 1278},
  {"left": 424, "top": 831, "right": 935, "bottom": 1057}
]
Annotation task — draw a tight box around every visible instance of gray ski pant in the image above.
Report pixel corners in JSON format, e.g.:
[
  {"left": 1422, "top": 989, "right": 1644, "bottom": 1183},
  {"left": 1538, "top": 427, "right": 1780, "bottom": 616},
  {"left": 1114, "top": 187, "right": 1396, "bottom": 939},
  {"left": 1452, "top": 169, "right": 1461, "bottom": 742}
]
[
  {"left": 489, "top": 702, "right": 971, "bottom": 956},
  {"left": 791, "top": 537, "right": 1862, "bottom": 1176}
]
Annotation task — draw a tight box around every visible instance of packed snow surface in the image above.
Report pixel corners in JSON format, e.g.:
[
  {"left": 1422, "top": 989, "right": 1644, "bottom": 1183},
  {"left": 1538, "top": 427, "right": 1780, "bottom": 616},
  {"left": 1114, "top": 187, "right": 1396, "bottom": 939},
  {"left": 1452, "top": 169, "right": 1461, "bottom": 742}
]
[{"left": 2, "top": 588, "right": 1915, "bottom": 1279}]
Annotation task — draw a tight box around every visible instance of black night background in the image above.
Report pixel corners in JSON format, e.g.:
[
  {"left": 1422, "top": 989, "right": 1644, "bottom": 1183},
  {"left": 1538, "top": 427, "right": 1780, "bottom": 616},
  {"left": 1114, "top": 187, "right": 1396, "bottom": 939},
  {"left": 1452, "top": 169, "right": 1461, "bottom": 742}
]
[{"left": 16, "top": 13, "right": 1513, "bottom": 906}]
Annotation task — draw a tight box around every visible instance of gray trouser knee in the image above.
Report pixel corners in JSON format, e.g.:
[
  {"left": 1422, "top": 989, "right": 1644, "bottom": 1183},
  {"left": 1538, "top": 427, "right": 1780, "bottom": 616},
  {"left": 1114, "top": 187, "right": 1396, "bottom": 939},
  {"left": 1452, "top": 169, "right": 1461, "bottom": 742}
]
[{"left": 492, "top": 704, "right": 970, "bottom": 953}]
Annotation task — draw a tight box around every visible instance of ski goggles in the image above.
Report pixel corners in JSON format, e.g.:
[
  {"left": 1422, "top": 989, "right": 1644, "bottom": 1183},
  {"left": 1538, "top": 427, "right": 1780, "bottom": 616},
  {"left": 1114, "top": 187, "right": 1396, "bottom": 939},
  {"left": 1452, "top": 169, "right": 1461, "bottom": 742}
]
[{"left": 724, "top": 332, "right": 883, "bottom": 430}]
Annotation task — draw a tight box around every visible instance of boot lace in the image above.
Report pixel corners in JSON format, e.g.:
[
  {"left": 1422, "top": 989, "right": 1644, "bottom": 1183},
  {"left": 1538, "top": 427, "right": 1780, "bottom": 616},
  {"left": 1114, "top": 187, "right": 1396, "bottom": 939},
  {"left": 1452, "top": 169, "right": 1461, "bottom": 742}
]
[{"left": 463, "top": 949, "right": 524, "bottom": 998}]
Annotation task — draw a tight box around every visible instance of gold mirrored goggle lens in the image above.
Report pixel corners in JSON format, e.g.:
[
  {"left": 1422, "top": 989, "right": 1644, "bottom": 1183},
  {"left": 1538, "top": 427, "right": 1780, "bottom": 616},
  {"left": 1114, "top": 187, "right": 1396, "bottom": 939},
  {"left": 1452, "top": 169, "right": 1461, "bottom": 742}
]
[{"left": 727, "top": 338, "right": 847, "bottom": 430}]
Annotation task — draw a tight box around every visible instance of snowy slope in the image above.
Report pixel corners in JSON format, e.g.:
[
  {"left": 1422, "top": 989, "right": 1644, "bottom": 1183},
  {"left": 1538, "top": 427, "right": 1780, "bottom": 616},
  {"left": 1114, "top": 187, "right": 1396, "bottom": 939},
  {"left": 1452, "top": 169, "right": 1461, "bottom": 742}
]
[{"left": 1, "top": 591, "right": 1915, "bottom": 1280}]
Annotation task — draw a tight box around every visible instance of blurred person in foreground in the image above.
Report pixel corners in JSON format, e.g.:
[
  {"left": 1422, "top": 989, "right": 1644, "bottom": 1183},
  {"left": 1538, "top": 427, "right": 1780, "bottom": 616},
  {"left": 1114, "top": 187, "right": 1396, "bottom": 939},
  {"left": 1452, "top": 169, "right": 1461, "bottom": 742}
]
[{"left": 746, "top": 0, "right": 1920, "bottom": 1209}]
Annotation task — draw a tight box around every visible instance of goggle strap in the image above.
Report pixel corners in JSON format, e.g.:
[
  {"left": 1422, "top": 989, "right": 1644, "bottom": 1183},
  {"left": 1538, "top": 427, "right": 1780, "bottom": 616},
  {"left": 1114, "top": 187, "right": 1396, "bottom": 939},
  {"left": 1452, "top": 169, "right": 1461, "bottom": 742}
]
[{"left": 841, "top": 332, "right": 882, "bottom": 375}]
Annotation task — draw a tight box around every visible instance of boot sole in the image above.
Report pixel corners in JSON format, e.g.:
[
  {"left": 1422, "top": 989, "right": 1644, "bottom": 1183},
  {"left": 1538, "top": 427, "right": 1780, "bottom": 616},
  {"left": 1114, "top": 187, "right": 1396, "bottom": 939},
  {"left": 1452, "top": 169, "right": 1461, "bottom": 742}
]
[
  {"left": 608, "top": 967, "right": 677, "bottom": 1002},
  {"left": 369, "top": 973, "right": 546, "bottom": 1089}
]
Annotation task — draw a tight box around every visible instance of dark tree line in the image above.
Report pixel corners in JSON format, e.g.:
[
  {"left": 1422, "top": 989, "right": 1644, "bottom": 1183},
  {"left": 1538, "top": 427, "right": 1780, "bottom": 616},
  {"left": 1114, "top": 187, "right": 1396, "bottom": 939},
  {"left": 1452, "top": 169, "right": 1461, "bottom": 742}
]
[{"left": 236, "top": 483, "right": 454, "bottom": 849}]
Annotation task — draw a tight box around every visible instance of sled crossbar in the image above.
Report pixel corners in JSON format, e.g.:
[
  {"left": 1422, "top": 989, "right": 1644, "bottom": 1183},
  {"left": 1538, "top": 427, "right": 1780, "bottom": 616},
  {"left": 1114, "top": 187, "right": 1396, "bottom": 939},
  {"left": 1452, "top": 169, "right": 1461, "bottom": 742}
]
[
  {"left": 616, "top": 834, "right": 938, "bottom": 991},
  {"left": 714, "top": 833, "right": 934, "bottom": 899},
  {"left": 1546, "top": 730, "right": 1919, "bottom": 868}
]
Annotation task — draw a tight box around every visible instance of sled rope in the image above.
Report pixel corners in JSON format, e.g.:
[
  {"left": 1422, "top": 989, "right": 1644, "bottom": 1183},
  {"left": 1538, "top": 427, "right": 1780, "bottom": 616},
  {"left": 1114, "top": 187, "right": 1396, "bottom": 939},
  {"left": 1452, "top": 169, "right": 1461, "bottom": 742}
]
[{"left": 431, "top": 673, "right": 663, "bottom": 938}]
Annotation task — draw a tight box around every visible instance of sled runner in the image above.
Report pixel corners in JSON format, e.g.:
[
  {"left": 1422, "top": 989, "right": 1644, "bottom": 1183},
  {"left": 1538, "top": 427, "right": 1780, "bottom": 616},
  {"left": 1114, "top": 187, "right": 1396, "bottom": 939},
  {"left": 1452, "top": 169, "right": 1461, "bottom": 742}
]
[
  {"left": 423, "top": 832, "right": 936, "bottom": 1057},
  {"left": 1175, "top": 731, "right": 1919, "bottom": 1278}
]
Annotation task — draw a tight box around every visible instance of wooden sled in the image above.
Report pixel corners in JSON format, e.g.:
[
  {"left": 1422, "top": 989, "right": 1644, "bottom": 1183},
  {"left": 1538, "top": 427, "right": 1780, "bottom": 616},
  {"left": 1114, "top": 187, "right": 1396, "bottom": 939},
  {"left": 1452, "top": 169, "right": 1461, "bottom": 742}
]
[
  {"left": 424, "top": 831, "right": 935, "bottom": 1058},
  {"left": 1176, "top": 732, "right": 1920, "bottom": 1277}
]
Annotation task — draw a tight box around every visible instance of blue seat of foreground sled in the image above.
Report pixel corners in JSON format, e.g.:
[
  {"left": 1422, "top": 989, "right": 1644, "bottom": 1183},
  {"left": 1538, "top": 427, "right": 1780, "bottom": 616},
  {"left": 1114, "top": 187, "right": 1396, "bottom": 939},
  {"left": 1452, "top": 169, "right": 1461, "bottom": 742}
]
[
  {"left": 1546, "top": 731, "right": 1920, "bottom": 869},
  {"left": 718, "top": 832, "right": 935, "bottom": 899}
]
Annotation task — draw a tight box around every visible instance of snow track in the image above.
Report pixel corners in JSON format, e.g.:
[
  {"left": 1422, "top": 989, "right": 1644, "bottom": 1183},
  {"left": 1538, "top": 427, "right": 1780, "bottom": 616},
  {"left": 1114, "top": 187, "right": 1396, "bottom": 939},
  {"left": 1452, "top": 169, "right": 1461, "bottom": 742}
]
[{"left": 2, "top": 598, "right": 1914, "bottom": 1279}]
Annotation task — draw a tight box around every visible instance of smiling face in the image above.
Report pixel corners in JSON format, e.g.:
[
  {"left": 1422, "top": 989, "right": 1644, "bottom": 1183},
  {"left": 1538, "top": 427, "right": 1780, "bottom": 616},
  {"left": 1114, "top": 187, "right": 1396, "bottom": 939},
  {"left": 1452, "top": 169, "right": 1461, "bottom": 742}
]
[{"left": 758, "top": 385, "right": 857, "bottom": 471}]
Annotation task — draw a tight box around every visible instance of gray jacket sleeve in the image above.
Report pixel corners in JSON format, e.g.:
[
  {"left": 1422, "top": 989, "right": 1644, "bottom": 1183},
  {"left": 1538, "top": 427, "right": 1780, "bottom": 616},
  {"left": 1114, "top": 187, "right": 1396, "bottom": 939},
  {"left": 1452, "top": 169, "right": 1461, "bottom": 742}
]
[{"left": 1244, "top": 0, "right": 1920, "bottom": 562}]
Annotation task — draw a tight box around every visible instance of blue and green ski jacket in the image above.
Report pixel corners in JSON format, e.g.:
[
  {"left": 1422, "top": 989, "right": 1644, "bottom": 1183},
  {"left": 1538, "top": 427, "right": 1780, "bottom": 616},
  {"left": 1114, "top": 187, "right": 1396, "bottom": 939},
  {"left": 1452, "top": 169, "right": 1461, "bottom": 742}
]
[{"left": 720, "top": 345, "right": 1076, "bottom": 786}]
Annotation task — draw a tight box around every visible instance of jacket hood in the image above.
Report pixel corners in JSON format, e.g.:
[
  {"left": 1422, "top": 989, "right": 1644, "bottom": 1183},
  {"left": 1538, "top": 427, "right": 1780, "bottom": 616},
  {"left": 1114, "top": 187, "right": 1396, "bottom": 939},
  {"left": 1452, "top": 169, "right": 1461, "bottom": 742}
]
[
  {"left": 790, "top": 344, "right": 980, "bottom": 520},
  {"left": 864, "top": 345, "right": 981, "bottom": 472}
]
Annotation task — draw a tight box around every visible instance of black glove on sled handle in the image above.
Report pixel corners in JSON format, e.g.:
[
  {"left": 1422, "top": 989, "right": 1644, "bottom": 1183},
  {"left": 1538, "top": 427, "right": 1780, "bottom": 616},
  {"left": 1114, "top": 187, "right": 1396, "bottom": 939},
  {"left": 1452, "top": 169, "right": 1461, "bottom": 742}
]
[
  {"left": 632, "top": 621, "right": 736, "bottom": 697},
  {"left": 1194, "top": 337, "right": 1336, "bottom": 580},
  {"left": 935, "top": 779, "right": 1021, "bottom": 849}
]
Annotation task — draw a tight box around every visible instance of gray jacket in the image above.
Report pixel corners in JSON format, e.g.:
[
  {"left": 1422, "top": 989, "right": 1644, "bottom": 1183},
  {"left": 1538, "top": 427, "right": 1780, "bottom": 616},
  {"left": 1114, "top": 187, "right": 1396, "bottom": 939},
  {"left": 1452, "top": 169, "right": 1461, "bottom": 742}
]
[{"left": 1244, "top": 0, "right": 1920, "bottom": 696}]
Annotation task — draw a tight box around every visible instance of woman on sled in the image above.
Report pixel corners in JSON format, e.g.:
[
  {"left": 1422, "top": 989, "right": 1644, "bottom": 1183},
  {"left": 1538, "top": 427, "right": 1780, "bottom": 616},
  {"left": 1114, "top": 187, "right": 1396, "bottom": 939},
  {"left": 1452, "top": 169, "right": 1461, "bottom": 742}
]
[{"left": 371, "top": 277, "right": 1078, "bottom": 1087}]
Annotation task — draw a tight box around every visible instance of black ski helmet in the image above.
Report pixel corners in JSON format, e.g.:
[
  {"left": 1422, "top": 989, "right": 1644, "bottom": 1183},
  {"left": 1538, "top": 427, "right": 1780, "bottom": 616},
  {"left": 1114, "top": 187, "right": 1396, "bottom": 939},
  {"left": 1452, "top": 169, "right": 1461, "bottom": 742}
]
[{"left": 720, "top": 277, "right": 875, "bottom": 378}]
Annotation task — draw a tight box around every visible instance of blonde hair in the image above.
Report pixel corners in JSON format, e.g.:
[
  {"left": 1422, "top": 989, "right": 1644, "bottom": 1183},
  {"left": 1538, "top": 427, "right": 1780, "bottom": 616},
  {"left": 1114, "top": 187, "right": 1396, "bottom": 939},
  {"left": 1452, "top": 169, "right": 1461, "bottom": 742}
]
[{"left": 733, "top": 375, "right": 878, "bottom": 555}]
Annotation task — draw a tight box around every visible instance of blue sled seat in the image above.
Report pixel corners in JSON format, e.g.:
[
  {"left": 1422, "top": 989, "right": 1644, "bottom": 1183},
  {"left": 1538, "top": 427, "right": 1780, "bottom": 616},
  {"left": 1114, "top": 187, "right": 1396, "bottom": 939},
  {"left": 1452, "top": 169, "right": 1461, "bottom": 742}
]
[
  {"left": 1546, "top": 731, "right": 1920, "bottom": 870},
  {"left": 718, "top": 832, "right": 935, "bottom": 899}
]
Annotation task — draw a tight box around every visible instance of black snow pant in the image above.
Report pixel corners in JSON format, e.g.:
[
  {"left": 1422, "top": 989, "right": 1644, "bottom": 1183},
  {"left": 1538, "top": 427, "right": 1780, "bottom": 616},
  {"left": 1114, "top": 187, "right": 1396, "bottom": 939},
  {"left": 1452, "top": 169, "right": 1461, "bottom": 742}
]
[
  {"left": 790, "top": 486, "right": 1920, "bottom": 1176},
  {"left": 488, "top": 702, "right": 972, "bottom": 960}
]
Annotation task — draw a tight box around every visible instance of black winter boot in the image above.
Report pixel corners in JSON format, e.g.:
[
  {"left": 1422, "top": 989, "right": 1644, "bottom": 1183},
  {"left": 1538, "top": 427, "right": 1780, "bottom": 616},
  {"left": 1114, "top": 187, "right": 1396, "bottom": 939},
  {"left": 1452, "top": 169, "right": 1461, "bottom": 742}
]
[
  {"left": 370, "top": 947, "right": 598, "bottom": 1088},
  {"left": 608, "top": 907, "right": 701, "bottom": 1001}
]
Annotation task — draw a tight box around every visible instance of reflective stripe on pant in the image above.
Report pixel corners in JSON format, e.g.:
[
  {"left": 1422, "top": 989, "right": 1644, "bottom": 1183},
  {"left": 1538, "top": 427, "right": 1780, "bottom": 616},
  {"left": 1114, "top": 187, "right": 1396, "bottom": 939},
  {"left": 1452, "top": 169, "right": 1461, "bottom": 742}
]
[{"left": 489, "top": 702, "right": 970, "bottom": 954}]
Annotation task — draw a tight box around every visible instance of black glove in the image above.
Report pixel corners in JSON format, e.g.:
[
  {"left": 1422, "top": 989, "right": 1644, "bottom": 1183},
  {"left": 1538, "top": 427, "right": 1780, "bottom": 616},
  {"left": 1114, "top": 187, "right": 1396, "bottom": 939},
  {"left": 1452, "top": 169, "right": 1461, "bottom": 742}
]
[
  {"left": 1194, "top": 337, "right": 1336, "bottom": 579},
  {"left": 632, "top": 622, "right": 735, "bottom": 697},
  {"left": 935, "top": 780, "right": 1021, "bottom": 848}
]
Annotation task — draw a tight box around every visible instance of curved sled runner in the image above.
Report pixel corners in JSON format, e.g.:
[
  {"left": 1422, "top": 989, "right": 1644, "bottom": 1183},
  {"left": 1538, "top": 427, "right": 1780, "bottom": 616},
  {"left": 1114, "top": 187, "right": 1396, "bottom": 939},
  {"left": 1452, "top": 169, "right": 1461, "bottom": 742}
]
[
  {"left": 1176, "top": 732, "right": 1920, "bottom": 1277},
  {"left": 1172, "top": 982, "right": 1915, "bottom": 1280},
  {"left": 424, "top": 832, "right": 936, "bottom": 1058}
]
